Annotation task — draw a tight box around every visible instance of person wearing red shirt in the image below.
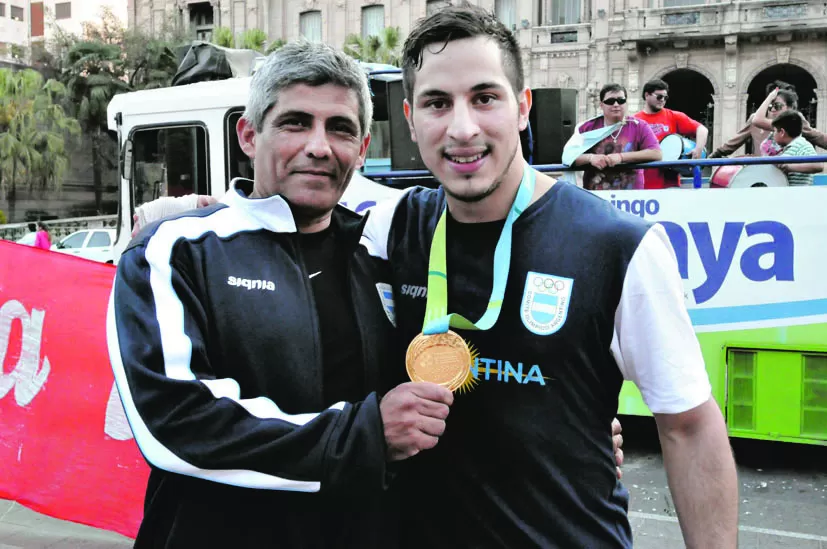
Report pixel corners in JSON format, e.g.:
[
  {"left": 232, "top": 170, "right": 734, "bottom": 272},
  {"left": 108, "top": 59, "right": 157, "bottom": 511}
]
[{"left": 634, "top": 79, "right": 708, "bottom": 189}]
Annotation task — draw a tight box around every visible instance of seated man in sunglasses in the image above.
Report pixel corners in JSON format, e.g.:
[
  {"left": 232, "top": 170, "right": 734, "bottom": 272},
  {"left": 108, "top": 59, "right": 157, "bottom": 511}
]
[
  {"left": 635, "top": 79, "right": 708, "bottom": 189},
  {"left": 572, "top": 83, "right": 662, "bottom": 190}
]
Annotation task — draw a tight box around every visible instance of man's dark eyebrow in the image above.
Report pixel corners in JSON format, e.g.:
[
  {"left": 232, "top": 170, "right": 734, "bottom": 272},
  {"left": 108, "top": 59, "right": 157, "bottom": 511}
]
[
  {"left": 470, "top": 82, "right": 507, "bottom": 93},
  {"left": 417, "top": 88, "right": 450, "bottom": 100},
  {"left": 327, "top": 115, "right": 358, "bottom": 126},
  {"left": 272, "top": 110, "right": 312, "bottom": 124},
  {"left": 327, "top": 115, "right": 359, "bottom": 133},
  {"left": 417, "top": 82, "right": 507, "bottom": 100}
]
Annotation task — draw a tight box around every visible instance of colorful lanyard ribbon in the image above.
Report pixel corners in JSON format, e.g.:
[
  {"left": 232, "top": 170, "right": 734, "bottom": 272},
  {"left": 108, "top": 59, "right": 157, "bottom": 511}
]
[{"left": 422, "top": 163, "right": 537, "bottom": 335}]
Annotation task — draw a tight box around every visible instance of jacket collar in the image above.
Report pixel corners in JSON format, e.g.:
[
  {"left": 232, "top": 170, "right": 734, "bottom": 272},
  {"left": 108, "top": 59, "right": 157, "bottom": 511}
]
[{"left": 222, "top": 178, "right": 369, "bottom": 241}]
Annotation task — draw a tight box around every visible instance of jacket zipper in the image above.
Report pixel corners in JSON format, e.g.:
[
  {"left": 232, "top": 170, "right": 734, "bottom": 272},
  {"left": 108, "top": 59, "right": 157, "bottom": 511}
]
[{"left": 292, "top": 232, "right": 324, "bottom": 407}]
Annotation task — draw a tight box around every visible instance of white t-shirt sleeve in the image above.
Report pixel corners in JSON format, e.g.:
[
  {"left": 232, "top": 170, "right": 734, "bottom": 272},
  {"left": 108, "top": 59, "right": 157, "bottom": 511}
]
[
  {"left": 610, "top": 224, "right": 712, "bottom": 414},
  {"left": 360, "top": 190, "right": 411, "bottom": 260}
]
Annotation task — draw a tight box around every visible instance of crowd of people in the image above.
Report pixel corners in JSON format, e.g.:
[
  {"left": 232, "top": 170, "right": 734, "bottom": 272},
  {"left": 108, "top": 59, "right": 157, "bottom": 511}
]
[{"left": 570, "top": 78, "right": 824, "bottom": 189}]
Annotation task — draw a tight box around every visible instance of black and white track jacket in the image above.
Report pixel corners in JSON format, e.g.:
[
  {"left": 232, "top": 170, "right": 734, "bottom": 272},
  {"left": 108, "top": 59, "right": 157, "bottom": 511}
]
[{"left": 107, "top": 180, "right": 398, "bottom": 548}]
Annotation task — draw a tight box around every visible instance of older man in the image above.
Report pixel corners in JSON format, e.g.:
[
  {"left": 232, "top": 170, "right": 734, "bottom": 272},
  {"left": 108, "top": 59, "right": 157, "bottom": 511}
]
[{"left": 107, "top": 42, "right": 453, "bottom": 548}]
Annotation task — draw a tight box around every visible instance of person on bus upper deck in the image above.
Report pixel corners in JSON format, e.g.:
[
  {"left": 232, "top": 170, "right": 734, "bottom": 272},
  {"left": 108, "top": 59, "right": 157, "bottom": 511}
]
[
  {"left": 771, "top": 110, "right": 823, "bottom": 185},
  {"left": 751, "top": 87, "right": 802, "bottom": 157},
  {"left": 634, "top": 79, "right": 708, "bottom": 189},
  {"left": 710, "top": 81, "right": 798, "bottom": 158},
  {"left": 572, "top": 83, "right": 662, "bottom": 190},
  {"left": 107, "top": 41, "right": 456, "bottom": 549}
]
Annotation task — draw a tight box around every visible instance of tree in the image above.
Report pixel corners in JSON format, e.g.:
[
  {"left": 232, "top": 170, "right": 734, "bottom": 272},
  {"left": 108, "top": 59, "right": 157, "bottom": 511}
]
[
  {"left": 343, "top": 27, "right": 403, "bottom": 67},
  {"left": 62, "top": 41, "right": 131, "bottom": 213},
  {"left": 239, "top": 29, "right": 267, "bottom": 52},
  {"left": 0, "top": 69, "right": 80, "bottom": 220},
  {"left": 80, "top": 6, "right": 124, "bottom": 45},
  {"left": 212, "top": 27, "right": 235, "bottom": 48},
  {"left": 124, "top": 32, "right": 180, "bottom": 90},
  {"left": 266, "top": 38, "right": 287, "bottom": 55}
]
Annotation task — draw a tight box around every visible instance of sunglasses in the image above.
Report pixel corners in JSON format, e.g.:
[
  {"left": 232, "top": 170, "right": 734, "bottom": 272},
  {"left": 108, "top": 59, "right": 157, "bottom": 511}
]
[
  {"left": 653, "top": 93, "right": 668, "bottom": 101},
  {"left": 602, "top": 97, "right": 627, "bottom": 106},
  {"left": 768, "top": 103, "right": 786, "bottom": 111}
]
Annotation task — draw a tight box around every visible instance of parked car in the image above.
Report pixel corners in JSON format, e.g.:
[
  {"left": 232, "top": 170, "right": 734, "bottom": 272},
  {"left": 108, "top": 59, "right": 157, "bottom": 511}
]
[{"left": 52, "top": 229, "right": 117, "bottom": 263}]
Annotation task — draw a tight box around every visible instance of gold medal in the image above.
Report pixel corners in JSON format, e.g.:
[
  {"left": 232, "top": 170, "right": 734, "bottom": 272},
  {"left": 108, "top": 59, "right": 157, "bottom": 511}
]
[{"left": 406, "top": 330, "right": 472, "bottom": 392}]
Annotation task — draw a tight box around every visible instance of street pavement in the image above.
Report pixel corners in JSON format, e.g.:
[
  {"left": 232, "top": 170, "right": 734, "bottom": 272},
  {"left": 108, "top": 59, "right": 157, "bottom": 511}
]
[
  {"left": 1, "top": 416, "right": 824, "bottom": 548},
  {"left": 622, "top": 417, "right": 827, "bottom": 549}
]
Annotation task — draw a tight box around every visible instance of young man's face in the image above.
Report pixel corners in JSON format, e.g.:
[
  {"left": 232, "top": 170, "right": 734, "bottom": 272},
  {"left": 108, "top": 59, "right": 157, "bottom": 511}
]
[
  {"left": 645, "top": 89, "right": 668, "bottom": 112},
  {"left": 403, "top": 36, "right": 530, "bottom": 203},
  {"left": 237, "top": 83, "right": 370, "bottom": 217}
]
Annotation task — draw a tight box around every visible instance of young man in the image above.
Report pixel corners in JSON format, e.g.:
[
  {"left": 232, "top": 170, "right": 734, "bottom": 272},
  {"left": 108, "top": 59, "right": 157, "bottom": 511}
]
[
  {"left": 107, "top": 42, "right": 455, "bottom": 548},
  {"left": 362, "top": 5, "right": 737, "bottom": 548},
  {"left": 634, "top": 79, "right": 708, "bottom": 189},
  {"left": 572, "top": 83, "right": 661, "bottom": 190},
  {"left": 771, "top": 110, "right": 823, "bottom": 185}
]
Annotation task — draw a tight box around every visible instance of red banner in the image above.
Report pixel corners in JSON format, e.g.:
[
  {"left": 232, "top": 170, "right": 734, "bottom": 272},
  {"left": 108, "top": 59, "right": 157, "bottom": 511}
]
[{"left": 0, "top": 240, "right": 146, "bottom": 539}]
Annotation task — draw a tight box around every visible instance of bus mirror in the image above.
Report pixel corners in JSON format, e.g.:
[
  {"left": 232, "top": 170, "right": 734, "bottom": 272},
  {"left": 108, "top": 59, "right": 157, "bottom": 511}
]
[{"left": 121, "top": 140, "right": 133, "bottom": 181}]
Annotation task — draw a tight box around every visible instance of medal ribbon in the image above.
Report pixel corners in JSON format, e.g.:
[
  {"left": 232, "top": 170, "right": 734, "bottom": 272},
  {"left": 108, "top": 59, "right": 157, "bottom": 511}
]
[{"left": 422, "top": 163, "right": 536, "bottom": 335}]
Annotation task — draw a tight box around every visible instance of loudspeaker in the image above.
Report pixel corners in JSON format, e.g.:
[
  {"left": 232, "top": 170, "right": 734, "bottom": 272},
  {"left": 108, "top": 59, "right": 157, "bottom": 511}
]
[
  {"left": 387, "top": 79, "right": 426, "bottom": 171},
  {"left": 528, "top": 88, "right": 578, "bottom": 165}
]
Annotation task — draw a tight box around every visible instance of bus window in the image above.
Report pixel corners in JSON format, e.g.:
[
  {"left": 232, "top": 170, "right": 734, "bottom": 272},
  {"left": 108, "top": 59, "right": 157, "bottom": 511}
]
[
  {"left": 131, "top": 125, "right": 209, "bottom": 209},
  {"left": 226, "top": 110, "right": 253, "bottom": 184}
]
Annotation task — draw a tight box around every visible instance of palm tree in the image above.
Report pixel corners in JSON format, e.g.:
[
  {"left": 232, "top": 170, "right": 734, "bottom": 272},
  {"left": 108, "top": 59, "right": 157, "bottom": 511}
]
[
  {"left": 124, "top": 35, "right": 179, "bottom": 90},
  {"left": 62, "top": 40, "right": 131, "bottom": 213},
  {"left": 0, "top": 69, "right": 80, "bottom": 220},
  {"left": 343, "top": 27, "right": 403, "bottom": 67},
  {"left": 239, "top": 29, "right": 267, "bottom": 52},
  {"left": 265, "top": 38, "right": 287, "bottom": 55},
  {"left": 212, "top": 27, "right": 235, "bottom": 48}
]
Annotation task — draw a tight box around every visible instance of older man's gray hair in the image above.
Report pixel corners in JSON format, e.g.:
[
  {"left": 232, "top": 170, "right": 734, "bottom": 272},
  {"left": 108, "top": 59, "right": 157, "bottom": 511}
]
[{"left": 243, "top": 41, "right": 374, "bottom": 137}]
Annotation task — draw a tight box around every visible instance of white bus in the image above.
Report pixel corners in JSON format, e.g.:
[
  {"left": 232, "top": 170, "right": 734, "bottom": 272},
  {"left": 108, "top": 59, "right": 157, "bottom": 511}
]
[
  {"left": 107, "top": 68, "right": 404, "bottom": 261},
  {"left": 107, "top": 70, "right": 827, "bottom": 446}
]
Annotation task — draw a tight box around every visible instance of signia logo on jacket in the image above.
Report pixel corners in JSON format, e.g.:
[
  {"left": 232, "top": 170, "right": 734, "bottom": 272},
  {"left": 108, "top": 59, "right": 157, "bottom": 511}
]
[{"left": 227, "top": 276, "right": 276, "bottom": 291}]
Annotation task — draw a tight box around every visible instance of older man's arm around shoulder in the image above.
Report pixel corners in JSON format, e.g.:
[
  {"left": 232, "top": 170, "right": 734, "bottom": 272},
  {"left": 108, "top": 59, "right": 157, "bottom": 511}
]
[{"left": 612, "top": 223, "right": 738, "bottom": 549}]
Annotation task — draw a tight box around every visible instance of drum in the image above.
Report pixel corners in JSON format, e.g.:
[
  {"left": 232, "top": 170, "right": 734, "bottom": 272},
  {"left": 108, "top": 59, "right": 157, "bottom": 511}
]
[
  {"left": 709, "top": 164, "right": 788, "bottom": 189},
  {"left": 660, "top": 134, "right": 706, "bottom": 177}
]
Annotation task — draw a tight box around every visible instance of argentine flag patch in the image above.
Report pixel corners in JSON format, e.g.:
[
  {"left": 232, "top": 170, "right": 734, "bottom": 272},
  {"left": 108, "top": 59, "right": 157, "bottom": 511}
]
[
  {"left": 520, "top": 271, "right": 573, "bottom": 335},
  {"left": 376, "top": 282, "right": 396, "bottom": 327}
]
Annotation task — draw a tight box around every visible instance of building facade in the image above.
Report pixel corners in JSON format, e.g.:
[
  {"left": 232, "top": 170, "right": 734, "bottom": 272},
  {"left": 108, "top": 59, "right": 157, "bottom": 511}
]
[
  {"left": 0, "top": 0, "right": 128, "bottom": 64},
  {"left": 128, "top": 0, "right": 827, "bottom": 153}
]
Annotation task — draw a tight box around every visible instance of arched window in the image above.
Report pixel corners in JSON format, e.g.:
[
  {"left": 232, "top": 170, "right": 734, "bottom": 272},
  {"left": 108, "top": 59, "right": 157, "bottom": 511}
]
[
  {"left": 362, "top": 5, "right": 385, "bottom": 38},
  {"left": 300, "top": 10, "right": 322, "bottom": 43}
]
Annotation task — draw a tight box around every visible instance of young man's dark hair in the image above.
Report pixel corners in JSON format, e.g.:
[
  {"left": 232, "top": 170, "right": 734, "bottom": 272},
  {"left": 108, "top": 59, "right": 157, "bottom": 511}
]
[
  {"left": 642, "top": 78, "right": 669, "bottom": 98},
  {"left": 772, "top": 110, "right": 804, "bottom": 137},
  {"left": 401, "top": 2, "right": 523, "bottom": 101},
  {"left": 599, "top": 83, "right": 627, "bottom": 102}
]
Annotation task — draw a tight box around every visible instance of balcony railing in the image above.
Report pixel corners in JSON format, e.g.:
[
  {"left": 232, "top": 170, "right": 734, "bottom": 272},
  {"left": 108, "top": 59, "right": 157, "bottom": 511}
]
[
  {"left": 618, "top": 0, "right": 826, "bottom": 41},
  {"left": 532, "top": 23, "right": 591, "bottom": 47}
]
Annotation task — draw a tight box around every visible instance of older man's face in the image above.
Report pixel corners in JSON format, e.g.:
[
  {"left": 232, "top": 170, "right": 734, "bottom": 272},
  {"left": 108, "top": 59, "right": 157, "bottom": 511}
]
[{"left": 237, "top": 83, "right": 370, "bottom": 219}]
